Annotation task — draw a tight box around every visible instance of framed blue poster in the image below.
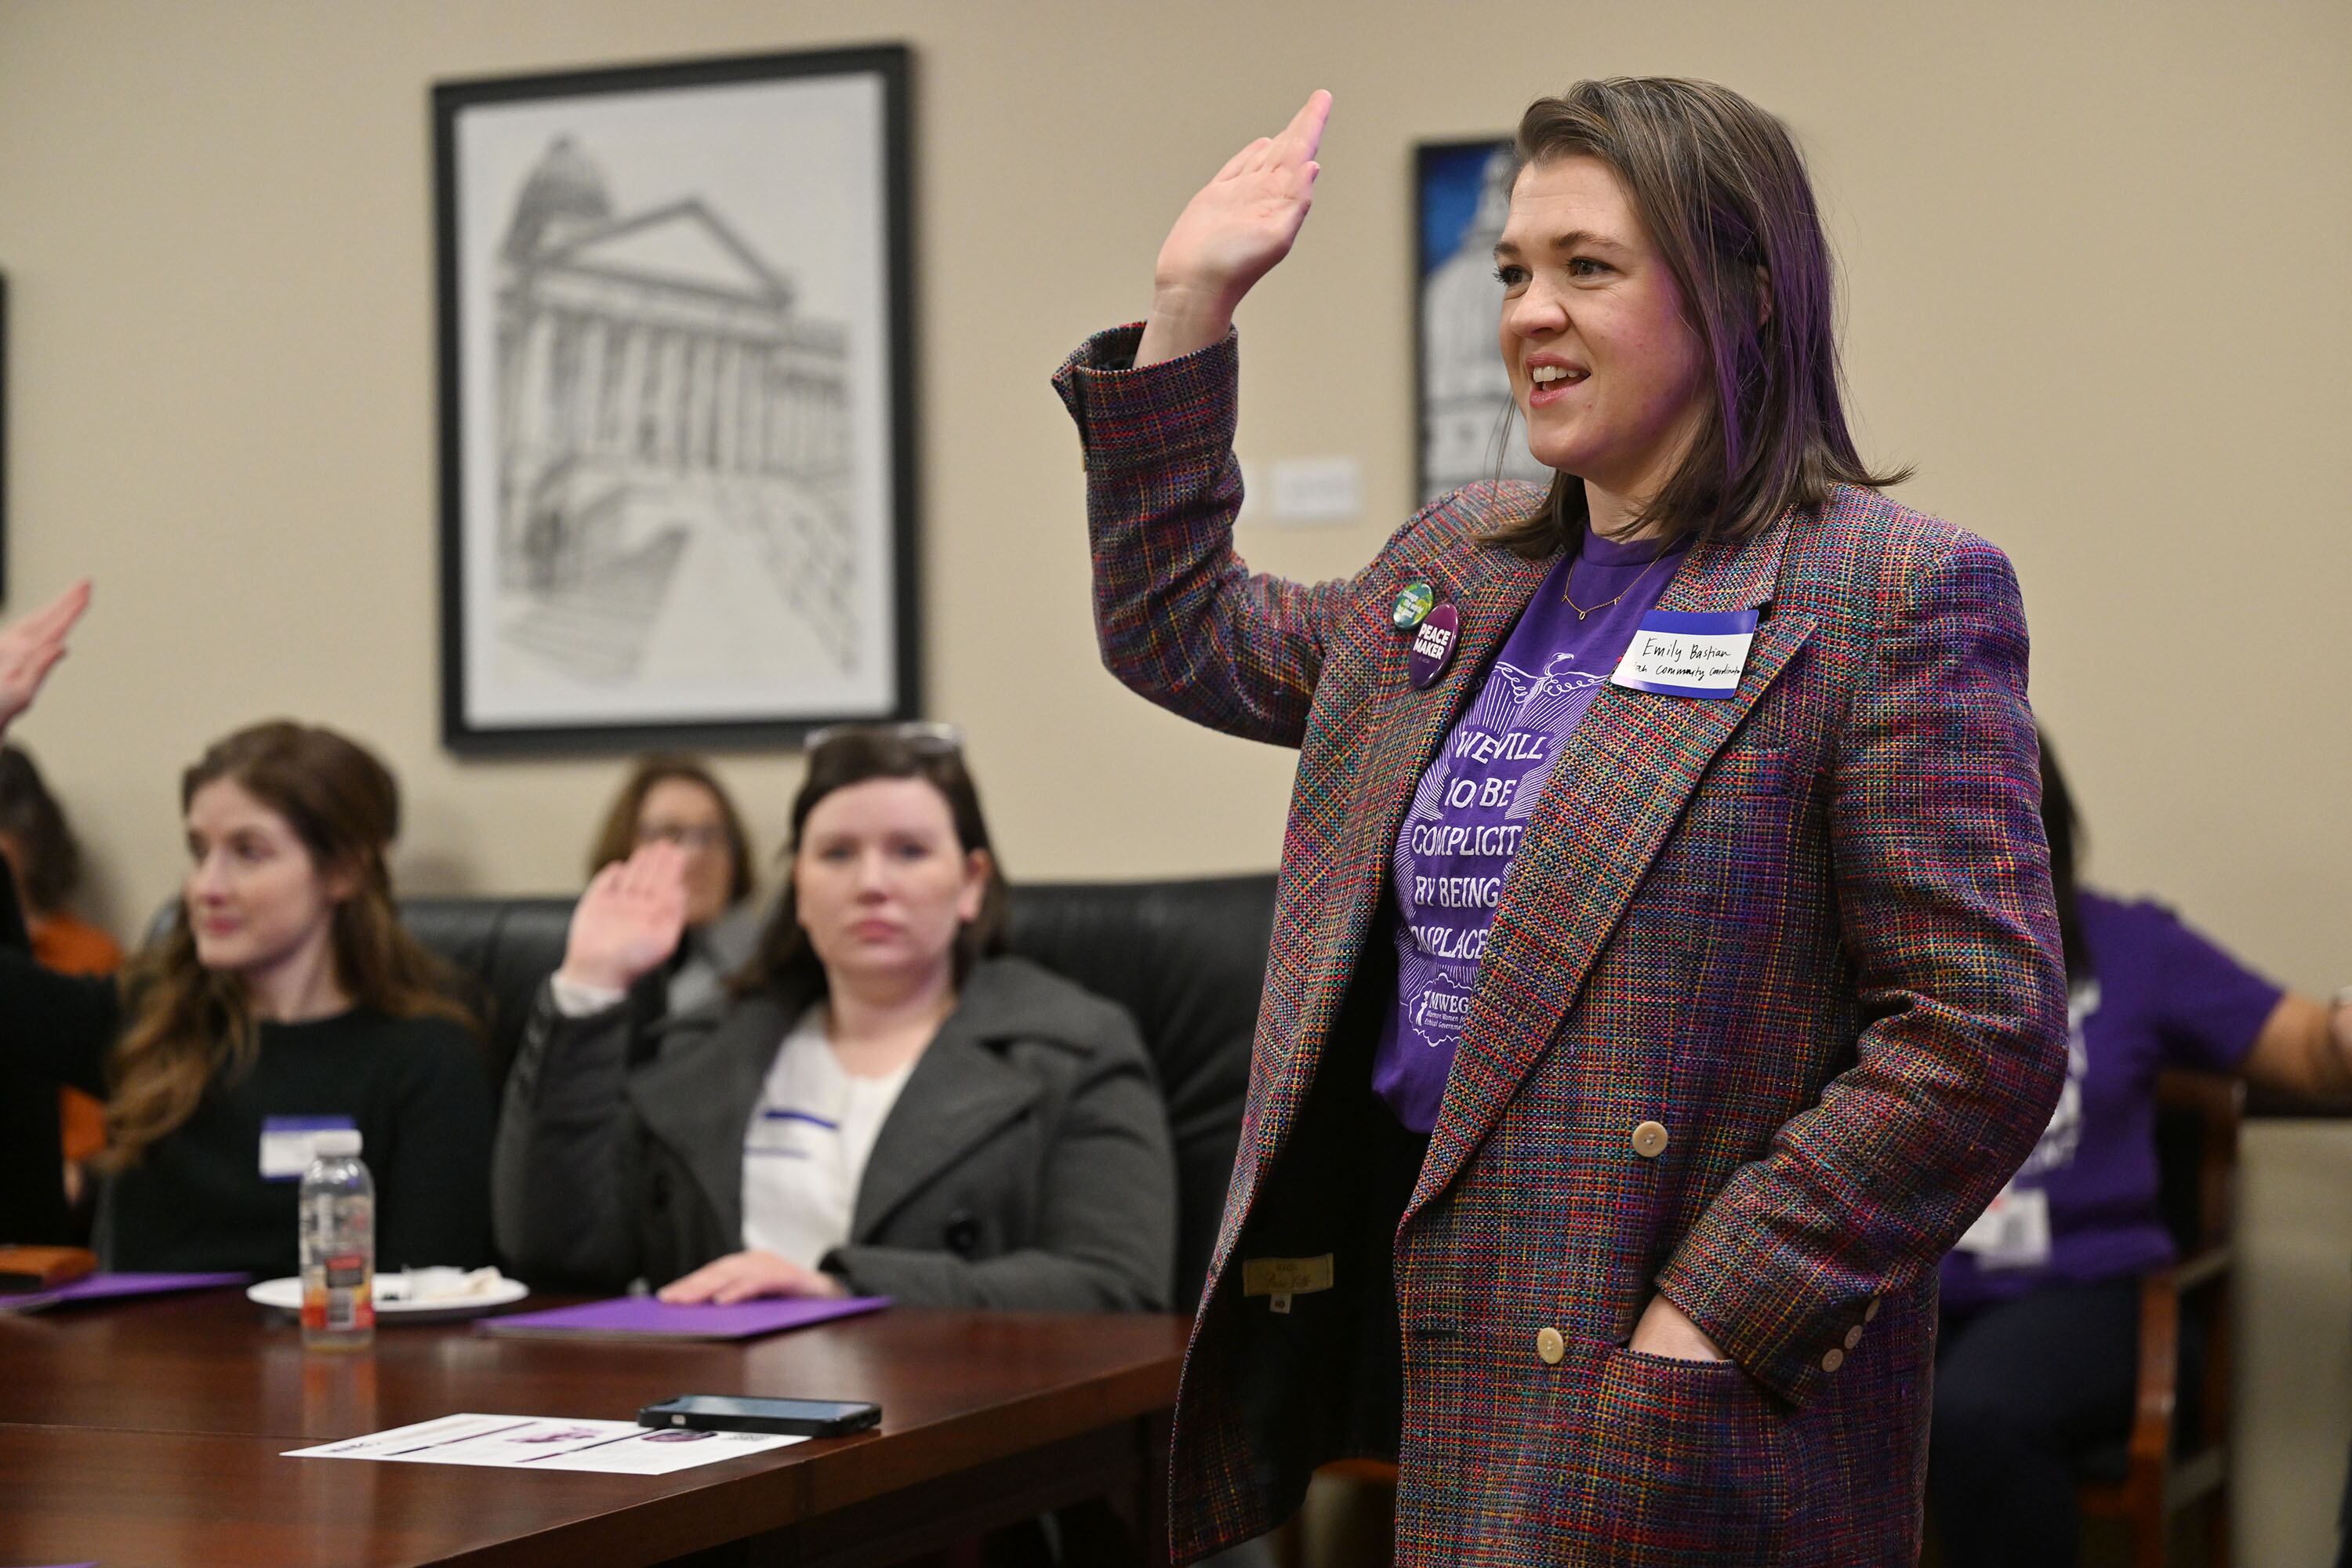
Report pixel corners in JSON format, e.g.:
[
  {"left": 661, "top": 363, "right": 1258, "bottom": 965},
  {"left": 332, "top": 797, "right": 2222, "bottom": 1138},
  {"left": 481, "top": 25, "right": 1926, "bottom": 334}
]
[{"left": 1414, "top": 139, "right": 1552, "bottom": 506}]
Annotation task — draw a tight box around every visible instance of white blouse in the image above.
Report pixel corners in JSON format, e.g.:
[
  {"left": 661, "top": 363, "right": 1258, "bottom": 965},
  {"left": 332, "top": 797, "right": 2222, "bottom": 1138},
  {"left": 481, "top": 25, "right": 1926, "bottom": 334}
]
[{"left": 739, "top": 1008, "right": 918, "bottom": 1270}]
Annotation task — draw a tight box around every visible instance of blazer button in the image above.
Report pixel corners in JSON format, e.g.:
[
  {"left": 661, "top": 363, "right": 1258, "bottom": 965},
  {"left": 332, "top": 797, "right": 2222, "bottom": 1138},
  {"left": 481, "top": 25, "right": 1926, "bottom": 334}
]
[
  {"left": 1864, "top": 1298, "right": 1882, "bottom": 1323},
  {"left": 1844, "top": 1325, "right": 1864, "bottom": 1351},
  {"left": 1536, "top": 1327, "right": 1565, "bottom": 1366},
  {"left": 1631, "top": 1120, "right": 1670, "bottom": 1159},
  {"left": 1821, "top": 1347, "right": 1845, "bottom": 1373}
]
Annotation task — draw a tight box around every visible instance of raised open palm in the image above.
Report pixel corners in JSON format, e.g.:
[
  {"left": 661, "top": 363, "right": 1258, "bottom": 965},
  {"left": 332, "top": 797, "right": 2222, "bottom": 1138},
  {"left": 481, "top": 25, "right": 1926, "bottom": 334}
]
[
  {"left": 0, "top": 579, "right": 93, "bottom": 739},
  {"left": 559, "top": 841, "right": 690, "bottom": 993},
  {"left": 1138, "top": 90, "right": 1331, "bottom": 366}
]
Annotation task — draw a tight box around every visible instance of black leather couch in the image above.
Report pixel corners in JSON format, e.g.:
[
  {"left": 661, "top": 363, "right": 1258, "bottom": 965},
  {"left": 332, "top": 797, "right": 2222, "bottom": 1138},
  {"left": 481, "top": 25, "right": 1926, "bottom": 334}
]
[{"left": 398, "top": 874, "right": 1275, "bottom": 1313}]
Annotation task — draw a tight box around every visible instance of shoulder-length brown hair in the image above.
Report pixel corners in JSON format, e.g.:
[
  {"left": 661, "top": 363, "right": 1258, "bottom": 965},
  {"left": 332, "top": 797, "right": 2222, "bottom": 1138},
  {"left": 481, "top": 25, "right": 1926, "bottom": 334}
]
[
  {"left": 586, "top": 754, "right": 753, "bottom": 907},
  {"left": 736, "top": 728, "right": 1010, "bottom": 1000},
  {"left": 103, "top": 722, "right": 473, "bottom": 1167},
  {"left": 1488, "top": 77, "right": 1907, "bottom": 557}
]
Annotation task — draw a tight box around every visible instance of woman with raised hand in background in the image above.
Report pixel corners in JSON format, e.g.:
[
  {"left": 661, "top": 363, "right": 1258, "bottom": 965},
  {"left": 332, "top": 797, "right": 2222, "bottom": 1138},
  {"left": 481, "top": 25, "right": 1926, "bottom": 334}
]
[
  {"left": 496, "top": 724, "right": 1175, "bottom": 1312},
  {"left": 1054, "top": 80, "right": 2065, "bottom": 1565},
  {"left": 0, "top": 581, "right": 95, "bottom": 1244},
  {"left": 582, "top": 754, "right": 762, "bottom": 1029}
]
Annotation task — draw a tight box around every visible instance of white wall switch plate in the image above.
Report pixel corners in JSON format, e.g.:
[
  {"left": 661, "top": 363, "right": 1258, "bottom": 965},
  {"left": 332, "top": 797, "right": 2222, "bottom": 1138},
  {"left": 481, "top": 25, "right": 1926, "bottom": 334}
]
[{"left": 1268, "top": 457, "right": 1363, "bottom": 524}]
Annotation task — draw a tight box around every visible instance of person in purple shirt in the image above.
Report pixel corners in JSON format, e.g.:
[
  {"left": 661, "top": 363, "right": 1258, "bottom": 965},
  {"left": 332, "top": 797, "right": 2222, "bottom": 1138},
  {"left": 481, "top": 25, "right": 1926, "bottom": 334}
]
[
  {"left": 1929, "top": 734, "right": 2352, "bottom": 1568},
  {"left": 1374, "top": 526, "right": 1687, "bottom": 1130}
]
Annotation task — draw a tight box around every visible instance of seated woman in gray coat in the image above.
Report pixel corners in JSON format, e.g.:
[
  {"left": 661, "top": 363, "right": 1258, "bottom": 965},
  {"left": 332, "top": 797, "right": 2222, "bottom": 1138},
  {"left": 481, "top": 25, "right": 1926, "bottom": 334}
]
[{"left": 494, "top": 724, "right": 1177, "bottom": 1311}]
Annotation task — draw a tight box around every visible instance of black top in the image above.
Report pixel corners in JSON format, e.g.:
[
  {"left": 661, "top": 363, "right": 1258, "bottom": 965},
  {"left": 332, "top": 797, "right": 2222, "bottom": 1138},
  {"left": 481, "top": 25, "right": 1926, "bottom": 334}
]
[{"left": 0, "top": 935, "right": 493, "bottom": 1275}]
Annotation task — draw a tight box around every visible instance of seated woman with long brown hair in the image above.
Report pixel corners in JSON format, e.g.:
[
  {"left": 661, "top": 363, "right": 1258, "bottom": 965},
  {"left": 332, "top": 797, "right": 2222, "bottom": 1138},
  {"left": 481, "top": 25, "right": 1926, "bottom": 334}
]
[{"left": 0, "top": 598, "right": 491, "bottom": 1274}]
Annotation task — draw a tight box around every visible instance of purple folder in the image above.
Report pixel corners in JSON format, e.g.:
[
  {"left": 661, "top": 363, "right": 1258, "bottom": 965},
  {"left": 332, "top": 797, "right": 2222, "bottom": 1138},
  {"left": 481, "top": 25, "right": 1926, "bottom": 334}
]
[
  {"left": 0, "top": 1271, "right": 249, "bottom": 1314},
  {"left": 477, "top": 1294, "right": 889, "bottom": 1341}
]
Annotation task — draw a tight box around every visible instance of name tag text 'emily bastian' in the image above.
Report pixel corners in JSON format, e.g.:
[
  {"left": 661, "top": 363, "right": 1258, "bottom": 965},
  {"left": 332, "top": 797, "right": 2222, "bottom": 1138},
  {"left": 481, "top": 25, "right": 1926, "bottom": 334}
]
[{"left": 1609, "top": 608, "right": 1759, "bottom": 699}]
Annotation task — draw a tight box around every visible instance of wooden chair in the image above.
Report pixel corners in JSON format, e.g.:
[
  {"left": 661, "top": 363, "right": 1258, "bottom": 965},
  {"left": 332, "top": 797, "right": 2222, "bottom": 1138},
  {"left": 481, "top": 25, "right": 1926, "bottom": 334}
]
[
  {"left": 2075, "top": 1068, "right": 2243, "bottom": 1568},
  {"left": 1276, "top": 1460, "right": 1399, "bottom": 1568}
]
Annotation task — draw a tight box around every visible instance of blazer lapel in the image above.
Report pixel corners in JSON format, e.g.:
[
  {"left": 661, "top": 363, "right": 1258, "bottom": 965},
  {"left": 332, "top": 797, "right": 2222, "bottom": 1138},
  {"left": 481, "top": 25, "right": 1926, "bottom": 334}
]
[
  {"left": 630, "top": 989, "right": 800, "bottom": 1248},
  {"left": 850, "top": 1016, "right": 1043, "bottom": 1242},
  {"left": 1406, "top": 509, "right": 1816, "bottom": 1221},
  {"left": 1253, "top": 541, "right": 1556, "bottom": 1148}
]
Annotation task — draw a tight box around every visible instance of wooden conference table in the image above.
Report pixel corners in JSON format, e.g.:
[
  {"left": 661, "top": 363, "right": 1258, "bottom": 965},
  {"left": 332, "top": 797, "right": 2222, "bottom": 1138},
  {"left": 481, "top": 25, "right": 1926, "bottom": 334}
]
[{"left": 0, "top": 1285, "right": 1189, "bottom": 1566}]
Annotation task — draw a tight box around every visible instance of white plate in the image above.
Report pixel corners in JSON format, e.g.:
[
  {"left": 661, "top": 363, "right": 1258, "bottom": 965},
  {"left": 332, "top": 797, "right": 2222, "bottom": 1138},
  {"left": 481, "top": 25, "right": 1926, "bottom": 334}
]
[{"left": 247, "top": 1271, "right": 530, "bottom": 1324}]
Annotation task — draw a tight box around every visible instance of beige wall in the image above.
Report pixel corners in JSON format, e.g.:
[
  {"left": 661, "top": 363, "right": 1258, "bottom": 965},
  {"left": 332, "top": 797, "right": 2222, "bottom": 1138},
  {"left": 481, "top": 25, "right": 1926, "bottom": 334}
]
[{"left": 2, "top": 0, "right": 2346, "bottom": 1557}]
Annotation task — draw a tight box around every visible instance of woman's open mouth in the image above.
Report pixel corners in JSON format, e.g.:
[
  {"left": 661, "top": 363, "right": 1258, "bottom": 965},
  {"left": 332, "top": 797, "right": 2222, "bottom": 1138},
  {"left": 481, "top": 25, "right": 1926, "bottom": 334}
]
[{"left": 1526, "top": 362, "right": 1588, "bottom": 408}]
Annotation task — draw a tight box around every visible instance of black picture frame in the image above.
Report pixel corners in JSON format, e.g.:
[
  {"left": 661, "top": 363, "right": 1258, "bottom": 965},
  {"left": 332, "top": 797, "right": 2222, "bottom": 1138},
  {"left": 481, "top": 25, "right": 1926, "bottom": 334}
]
[{"left": 433, "top": 45, "right": 918, "bottom": 754}]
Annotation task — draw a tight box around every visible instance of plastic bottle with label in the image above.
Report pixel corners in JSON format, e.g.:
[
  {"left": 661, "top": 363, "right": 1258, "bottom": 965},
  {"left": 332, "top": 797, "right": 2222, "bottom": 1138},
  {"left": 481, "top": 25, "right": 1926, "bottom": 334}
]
[{"left": 298, "top": 1128, "right": 375, "bottom": 1351}]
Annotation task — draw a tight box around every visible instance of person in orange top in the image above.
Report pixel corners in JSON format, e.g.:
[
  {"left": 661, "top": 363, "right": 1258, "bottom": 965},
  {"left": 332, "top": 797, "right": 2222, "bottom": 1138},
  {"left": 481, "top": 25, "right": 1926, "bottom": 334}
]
[{"left": 0, "top": 742, "right": 126, "bottom": 1206}]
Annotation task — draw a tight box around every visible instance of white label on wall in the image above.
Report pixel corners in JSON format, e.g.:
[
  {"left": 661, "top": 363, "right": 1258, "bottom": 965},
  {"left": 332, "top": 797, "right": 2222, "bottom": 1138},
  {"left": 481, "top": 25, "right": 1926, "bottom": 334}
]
[{"left": 1269, "top": 457, "right": 1363, "bottom": 524}]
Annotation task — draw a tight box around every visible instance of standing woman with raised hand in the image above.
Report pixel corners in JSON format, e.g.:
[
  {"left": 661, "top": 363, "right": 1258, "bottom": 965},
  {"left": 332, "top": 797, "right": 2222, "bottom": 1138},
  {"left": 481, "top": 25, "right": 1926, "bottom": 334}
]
[{"left": 1054, "top": 82, "right": 2067, "bottom": 1566}]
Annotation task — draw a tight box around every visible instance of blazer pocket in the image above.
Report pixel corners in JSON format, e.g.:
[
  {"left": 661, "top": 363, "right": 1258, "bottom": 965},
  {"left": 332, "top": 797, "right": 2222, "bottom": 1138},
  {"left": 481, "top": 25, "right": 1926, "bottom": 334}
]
[{"left": 1563, "top": 1344, "right": 1789, "bottom": 1559}]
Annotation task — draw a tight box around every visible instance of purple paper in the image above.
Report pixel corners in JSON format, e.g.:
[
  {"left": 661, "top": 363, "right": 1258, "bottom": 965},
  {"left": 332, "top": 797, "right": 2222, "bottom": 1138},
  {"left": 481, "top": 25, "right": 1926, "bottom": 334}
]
[
  {"left": 0, "top": 1271, "right": 249, "bottom": 1314},
  {"left": 480, "top": 1293, "right": 889, "bottom": 1341}
]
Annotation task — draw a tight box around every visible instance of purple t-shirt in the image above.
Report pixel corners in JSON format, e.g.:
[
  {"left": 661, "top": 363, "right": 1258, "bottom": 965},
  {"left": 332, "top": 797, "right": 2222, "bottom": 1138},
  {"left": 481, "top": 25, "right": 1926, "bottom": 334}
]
[
  {"left": 1372, "top": 528, "right": 1689, "bottom": 1131},
  {"left": 1940, "top": 891, "right": 2282, "bottom": 1310}
]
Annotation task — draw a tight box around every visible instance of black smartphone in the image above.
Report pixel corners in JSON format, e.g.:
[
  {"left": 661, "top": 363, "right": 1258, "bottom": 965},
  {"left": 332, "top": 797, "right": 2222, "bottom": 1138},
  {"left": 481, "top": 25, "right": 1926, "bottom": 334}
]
[{"left": 637, "top": 1394, "right": 881, "bottom": 1437}]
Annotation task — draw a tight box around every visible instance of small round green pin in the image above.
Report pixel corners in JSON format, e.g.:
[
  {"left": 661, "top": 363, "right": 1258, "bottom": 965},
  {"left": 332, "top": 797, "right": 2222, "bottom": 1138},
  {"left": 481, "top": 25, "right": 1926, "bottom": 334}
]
[{"left": 1391, "top": 581, "right": 1436, "bottom": 630}]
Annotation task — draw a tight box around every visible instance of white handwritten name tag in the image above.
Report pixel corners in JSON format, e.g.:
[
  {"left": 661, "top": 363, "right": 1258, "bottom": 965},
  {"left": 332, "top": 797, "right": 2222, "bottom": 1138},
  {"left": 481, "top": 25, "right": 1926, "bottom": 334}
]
[{"left": 1609, "top": 609, "right": 1759, "bottom": 700}]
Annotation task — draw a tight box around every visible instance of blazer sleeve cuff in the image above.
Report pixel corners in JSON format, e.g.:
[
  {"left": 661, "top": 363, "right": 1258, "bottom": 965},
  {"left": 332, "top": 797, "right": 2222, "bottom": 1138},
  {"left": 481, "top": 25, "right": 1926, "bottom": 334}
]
[
  {"left": 819, "top": 1243, "right": 963, "bottom": 1308},
  {"left": 1653, "top": 1236, "right": 1886, "bottom": 1409},
  {"left": 549, "top": 972, "right": 627, "bottom": 1017},
  {"left": 1051, "top": 324, "right": 1240, "bottom": 477}
]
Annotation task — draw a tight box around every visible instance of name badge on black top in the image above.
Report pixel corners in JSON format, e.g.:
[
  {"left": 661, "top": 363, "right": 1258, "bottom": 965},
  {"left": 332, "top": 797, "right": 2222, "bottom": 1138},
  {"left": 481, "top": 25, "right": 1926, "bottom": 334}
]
[{"left": 260, "top": 1116, "right": 358, "bottom": 1182}]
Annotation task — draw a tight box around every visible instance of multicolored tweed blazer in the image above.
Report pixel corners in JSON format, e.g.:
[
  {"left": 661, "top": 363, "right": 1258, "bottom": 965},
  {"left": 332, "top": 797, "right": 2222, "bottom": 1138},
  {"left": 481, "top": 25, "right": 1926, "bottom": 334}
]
[{"left": 1054, "top": 326, "right": 2067, "bottom": 1567}]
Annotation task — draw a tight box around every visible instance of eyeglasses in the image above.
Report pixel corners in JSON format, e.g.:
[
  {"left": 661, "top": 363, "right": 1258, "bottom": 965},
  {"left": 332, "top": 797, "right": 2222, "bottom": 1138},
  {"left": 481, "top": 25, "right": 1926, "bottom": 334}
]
[
  {"left": 635, "top": 822, "right": 729, "bottom": 851},
  {"left": 802, "top": 720, "right": 964, "bottom": 756}
]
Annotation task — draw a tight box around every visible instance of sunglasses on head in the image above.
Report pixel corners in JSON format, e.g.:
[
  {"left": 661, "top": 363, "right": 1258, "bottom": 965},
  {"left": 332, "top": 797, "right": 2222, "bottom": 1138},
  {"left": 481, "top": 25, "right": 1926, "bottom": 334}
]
[{"left": 802, "top": 720, "right": 964, "bottom": 757}]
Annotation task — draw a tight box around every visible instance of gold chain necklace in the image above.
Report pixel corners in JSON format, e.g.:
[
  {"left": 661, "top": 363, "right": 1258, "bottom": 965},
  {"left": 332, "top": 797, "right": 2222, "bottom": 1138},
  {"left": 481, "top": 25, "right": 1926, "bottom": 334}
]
[{"left": 1561, "top": 540, "right": 1674, "bottom": 622}]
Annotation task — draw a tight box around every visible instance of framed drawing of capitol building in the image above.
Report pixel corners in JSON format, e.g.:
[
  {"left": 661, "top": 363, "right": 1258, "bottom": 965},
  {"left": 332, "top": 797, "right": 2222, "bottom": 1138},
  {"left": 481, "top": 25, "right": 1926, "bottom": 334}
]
[{"left": 434, "top": 46, "right": 914, "bottom": 752}]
